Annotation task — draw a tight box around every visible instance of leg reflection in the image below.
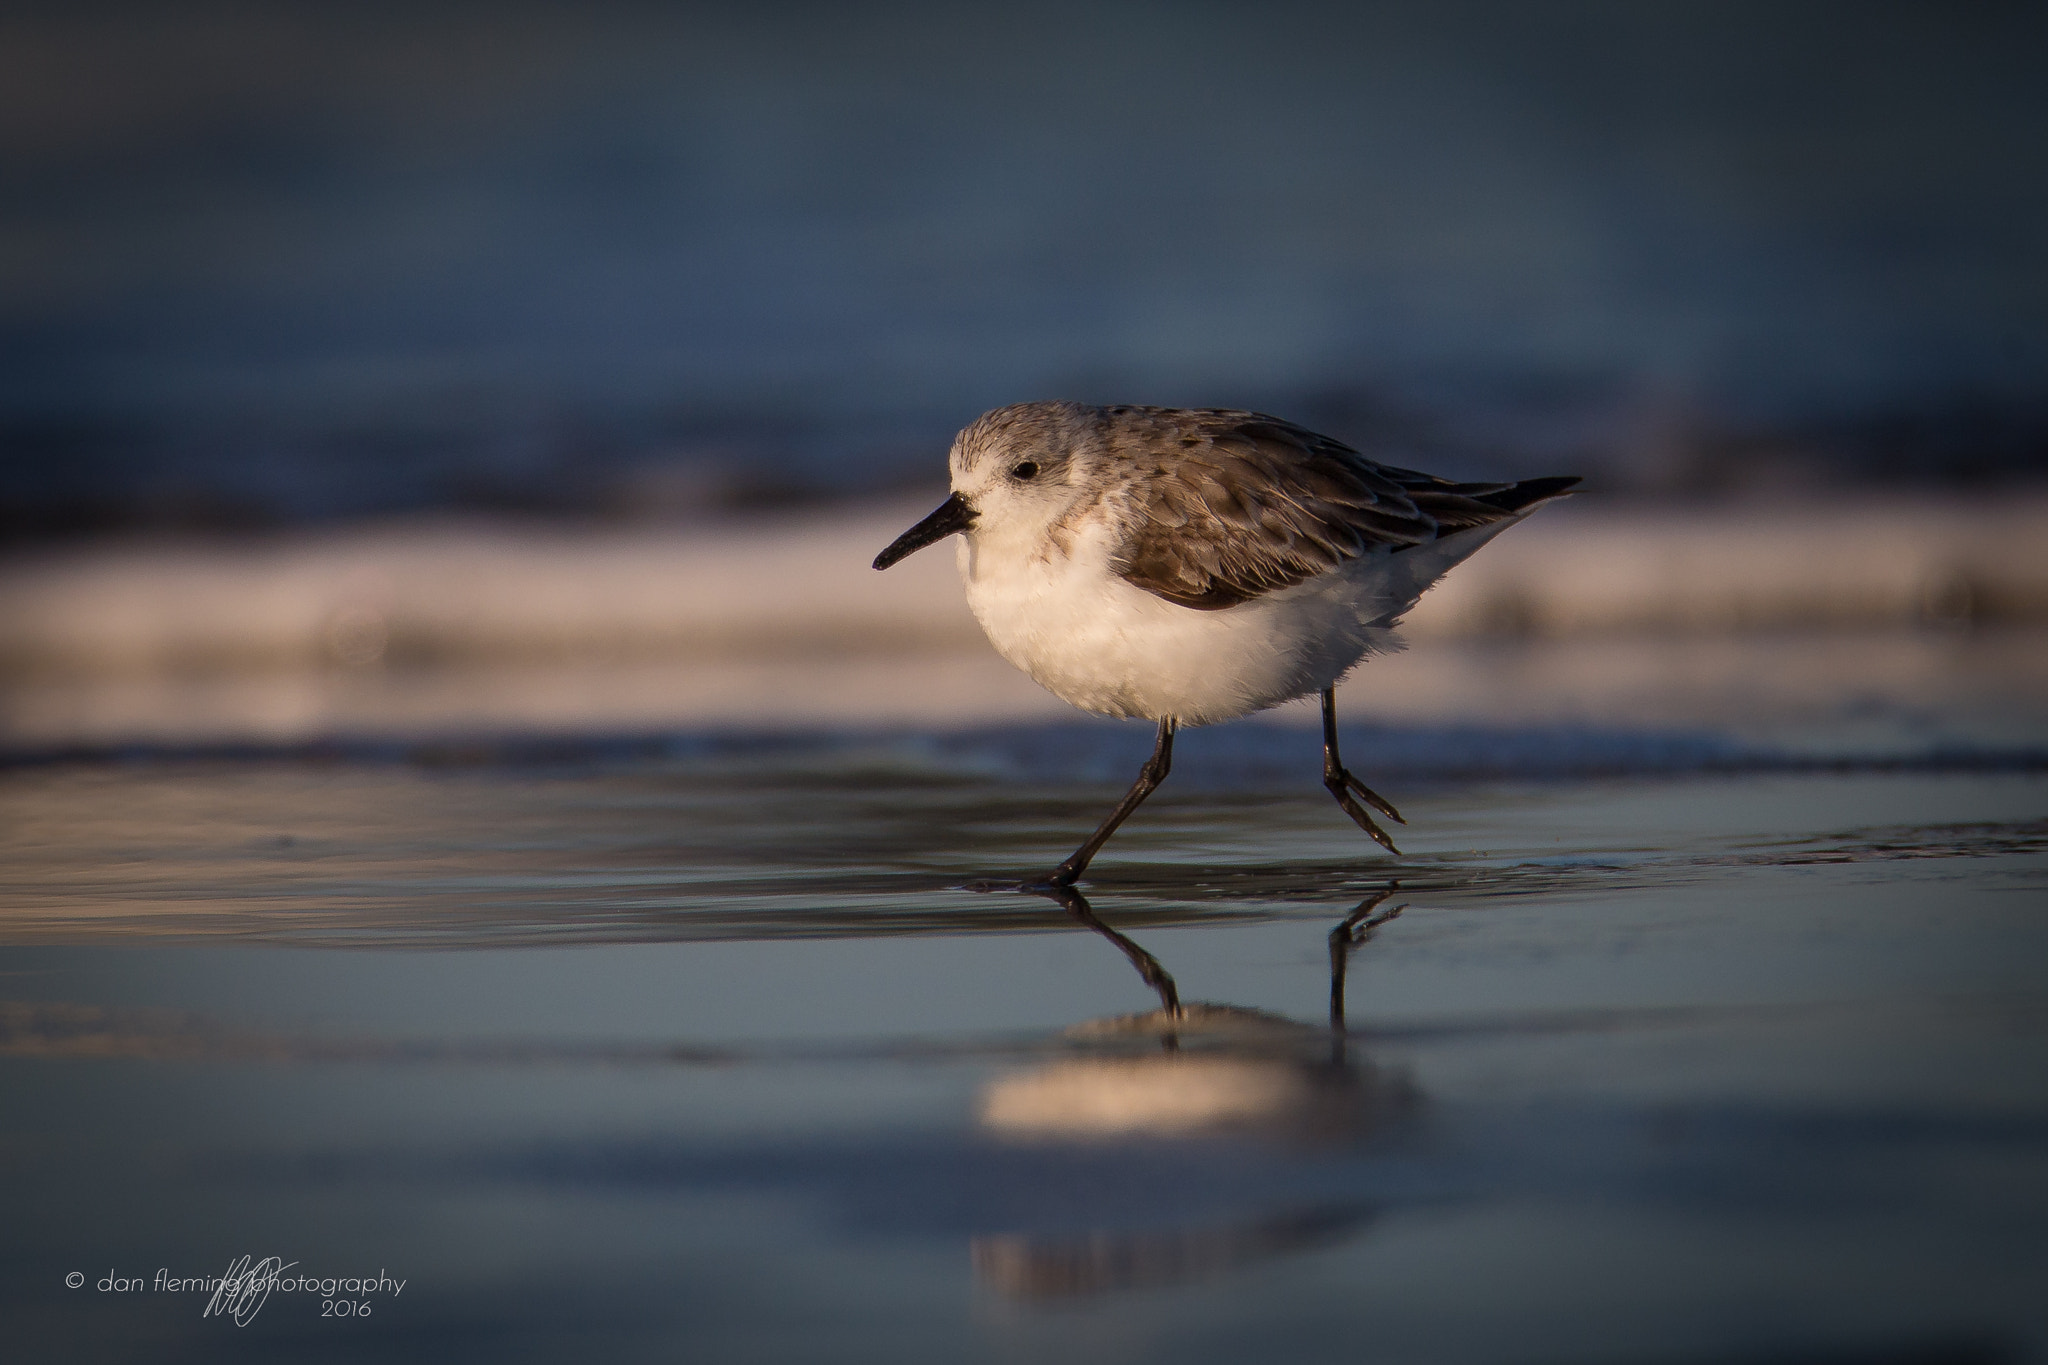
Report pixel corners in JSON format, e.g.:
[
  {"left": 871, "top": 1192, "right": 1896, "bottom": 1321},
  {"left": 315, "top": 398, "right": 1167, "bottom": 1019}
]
[
  {"left": 973, "top": 886, "right": 1421, "bottom": 1301},
  {"left": 1032, "top": 882, "right": 1182, "bottom": 1020},
  {"left": 1031, "top": 881, "right": 1407, "bottom": 1039},
  {"left": 1328, "top": 886, "right": 1405, "bottom": 1032}
]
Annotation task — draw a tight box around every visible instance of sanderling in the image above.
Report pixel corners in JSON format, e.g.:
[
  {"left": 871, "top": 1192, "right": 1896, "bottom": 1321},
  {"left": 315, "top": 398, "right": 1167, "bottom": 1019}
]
[{"left": 873, "top": 401, "right": 1578, "bottom": 885}]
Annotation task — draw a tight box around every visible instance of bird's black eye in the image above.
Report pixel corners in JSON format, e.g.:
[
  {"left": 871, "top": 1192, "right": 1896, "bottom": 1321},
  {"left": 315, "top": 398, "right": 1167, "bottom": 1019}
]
[{"left": 1009, "top": 461, "right": 1039, "bottom": 481}]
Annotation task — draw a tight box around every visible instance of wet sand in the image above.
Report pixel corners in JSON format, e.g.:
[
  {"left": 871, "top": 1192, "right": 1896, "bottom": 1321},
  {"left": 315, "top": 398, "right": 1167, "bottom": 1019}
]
[{"left": 3, "top": 746, "right": 2045, "bottom": 1362}]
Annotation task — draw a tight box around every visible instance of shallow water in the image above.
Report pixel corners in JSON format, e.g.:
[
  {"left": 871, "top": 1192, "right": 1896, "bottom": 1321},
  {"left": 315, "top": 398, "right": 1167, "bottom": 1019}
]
[{"left": 4, "top": 741, "right": 2046, "bottom": 1363}]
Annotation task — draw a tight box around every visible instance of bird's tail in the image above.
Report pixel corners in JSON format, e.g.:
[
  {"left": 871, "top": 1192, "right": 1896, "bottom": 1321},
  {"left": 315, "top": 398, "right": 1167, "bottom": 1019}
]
[
  {"left": 1349, "top": 475, "right": 1579, "bottom": 628},
  {"left": 1400, "top": 474, "right": 1582, "bottom": 529}
]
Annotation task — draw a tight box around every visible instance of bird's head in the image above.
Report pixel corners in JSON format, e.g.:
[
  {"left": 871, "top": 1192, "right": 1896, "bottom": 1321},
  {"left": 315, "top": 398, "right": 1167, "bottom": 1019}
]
[{"left": 873, "top": 401, "right": 1098, "bottom": 570}]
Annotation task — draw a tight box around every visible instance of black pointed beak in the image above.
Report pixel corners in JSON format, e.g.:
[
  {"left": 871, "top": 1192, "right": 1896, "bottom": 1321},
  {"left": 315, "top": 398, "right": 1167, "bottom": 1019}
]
[{"left": 873, "top": 492, "right": 977, "bottom": 570}]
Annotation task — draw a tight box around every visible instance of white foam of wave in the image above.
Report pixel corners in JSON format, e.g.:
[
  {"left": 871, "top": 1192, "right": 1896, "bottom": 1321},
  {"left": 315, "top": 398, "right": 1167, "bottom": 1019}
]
[{"left": 3, "top": 493, "right": 2046, "bottom": 746}]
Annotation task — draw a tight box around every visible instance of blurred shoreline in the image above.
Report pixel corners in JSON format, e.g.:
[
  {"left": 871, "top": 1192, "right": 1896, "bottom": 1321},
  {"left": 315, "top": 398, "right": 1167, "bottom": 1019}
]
[
  {"left": 8, "top": 490, "right": 2047, "bottom": 670},
  {"left": 4, "top": 492, "right": 2047, "bottom": 752}
]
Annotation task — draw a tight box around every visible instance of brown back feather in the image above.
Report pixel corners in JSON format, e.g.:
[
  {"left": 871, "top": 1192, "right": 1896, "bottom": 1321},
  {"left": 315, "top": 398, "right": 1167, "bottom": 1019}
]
[{"left": 1103, "top": 408, "right": 1576, "bottom": 610}]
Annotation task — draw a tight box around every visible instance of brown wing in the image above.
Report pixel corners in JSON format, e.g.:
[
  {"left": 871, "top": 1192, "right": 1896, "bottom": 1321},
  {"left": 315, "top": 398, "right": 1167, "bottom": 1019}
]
[{"left": 1108, "top": 408, "right": 1576, "bottom": 610}]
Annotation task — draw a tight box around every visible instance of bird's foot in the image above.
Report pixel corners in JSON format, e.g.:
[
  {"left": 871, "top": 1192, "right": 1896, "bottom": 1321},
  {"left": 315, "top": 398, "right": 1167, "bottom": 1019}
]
[
  {"left": 1339, "top": 769, "right": 1405, "bottom": 825},
  {"left": 1325, "top": 772, "right": 1402, "bottom": 855},
  {"left": 965, "top": 874, "right": 1081, "bottom": 894}
]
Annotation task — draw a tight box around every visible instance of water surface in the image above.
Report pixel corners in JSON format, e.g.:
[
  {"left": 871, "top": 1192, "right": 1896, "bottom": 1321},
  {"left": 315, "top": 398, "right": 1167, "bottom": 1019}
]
[{"left": 4, "top": 737, "right": 2045, "bottom": 1363}]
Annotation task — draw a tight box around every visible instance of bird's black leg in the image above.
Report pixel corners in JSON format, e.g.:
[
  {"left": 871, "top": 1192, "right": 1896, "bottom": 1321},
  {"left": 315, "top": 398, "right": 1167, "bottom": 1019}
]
[
  {"left": 1039, "top": 718, "right": 1176, "bottom": 888},
  {"left": 1321, "top": 688, "right": 1404, "bottom": 854}
]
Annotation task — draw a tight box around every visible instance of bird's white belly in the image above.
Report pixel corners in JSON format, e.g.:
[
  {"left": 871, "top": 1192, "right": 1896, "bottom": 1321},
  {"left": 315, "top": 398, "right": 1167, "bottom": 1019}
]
[{"left": 957, "top": 531, "right": 1391, "bottom": 726}]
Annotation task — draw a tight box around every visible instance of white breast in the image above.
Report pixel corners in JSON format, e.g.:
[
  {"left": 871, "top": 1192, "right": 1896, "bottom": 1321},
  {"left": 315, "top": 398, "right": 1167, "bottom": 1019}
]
[{"left": 956, "top": 517, "right": 1400, "bottom": 726}]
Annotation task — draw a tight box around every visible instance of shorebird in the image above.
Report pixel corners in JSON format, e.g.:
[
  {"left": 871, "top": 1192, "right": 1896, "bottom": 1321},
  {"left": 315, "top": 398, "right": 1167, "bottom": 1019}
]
[{"left": 873, "top": 402, "right": 1577, "bottom": 886}]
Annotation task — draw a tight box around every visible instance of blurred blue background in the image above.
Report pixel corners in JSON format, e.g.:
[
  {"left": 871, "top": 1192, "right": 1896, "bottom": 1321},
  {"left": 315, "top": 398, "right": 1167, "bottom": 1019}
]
[{"left": 4, "top": 0, "right": 2045, "bottom": 538}]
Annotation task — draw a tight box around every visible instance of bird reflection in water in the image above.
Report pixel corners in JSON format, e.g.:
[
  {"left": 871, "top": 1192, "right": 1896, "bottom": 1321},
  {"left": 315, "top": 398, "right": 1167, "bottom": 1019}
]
[{"left": 971, "top": 886, "right": 1419, "bottom": 1300}]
